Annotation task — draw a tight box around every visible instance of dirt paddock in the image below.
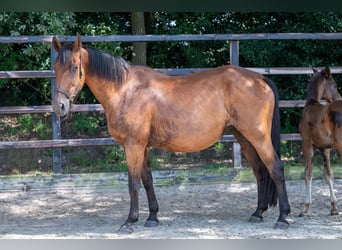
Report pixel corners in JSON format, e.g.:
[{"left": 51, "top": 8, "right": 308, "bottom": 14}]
[{"left": 1, "top": 175, "right": 342, "bottom": 239}]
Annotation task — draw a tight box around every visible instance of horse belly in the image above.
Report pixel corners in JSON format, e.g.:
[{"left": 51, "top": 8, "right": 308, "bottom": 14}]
[{"left": 150, "top": 115, "right": 227, "bottom": 152}]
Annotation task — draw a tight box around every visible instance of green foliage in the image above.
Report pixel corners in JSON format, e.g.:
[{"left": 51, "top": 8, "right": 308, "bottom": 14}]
[
  {"left": 214, "top": 142, "right": 225, "bottom": 153},
  {"left": 18, "top": 114, "right": 33, "bottom": 133},
  {"left": 72, "top": 113, "right": 99, "bottom": 135},
  {"left": 69, "top": 150, "right": 91, "bottom": 167},
  {"left": 17, "top": 114, "right": 51, "bottom": 139},
  {"left": 33, "top": 119, "right": 51, "bottom": 139},
  {"left": 105, "top": 146, "right": 127, "bottom": 171},
  {"left": 63, "top": 145, "right": 128, "bottom": 174},
  {"left": 87, "top": 146, "right": 128, "bottom": 173}
]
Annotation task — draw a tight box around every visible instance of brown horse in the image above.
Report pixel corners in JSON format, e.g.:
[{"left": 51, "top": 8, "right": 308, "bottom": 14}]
[
  {"left": 298, "top": 66, "right": 342, "bottom": 217},
  {"left": 51, "top": 34, "right": 290, "bottom": 233}
]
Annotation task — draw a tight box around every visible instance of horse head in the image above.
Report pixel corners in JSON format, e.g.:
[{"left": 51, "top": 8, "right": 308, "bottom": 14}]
[
  {"left": 308, "top": 66, "right": 341, "bottom": 103},
  {"left": 52, "top": 33, "right": 86, "bottom": 116}
]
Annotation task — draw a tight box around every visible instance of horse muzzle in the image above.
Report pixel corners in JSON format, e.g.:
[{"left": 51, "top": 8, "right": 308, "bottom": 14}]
[{"left": 52, "top": 94, "right": 70, "bottom": 117}]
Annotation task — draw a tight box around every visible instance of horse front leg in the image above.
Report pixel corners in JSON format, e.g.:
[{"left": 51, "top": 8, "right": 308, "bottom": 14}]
[
  {"left": 322, "top": 148, "right": 338, "bottom": 215},
  {"left": 118, "top": 143, "right": 145, "bottom": 234},
  {"left": 299, "top": 144, "right": 314, "bottom": 217},
  {"left": 141, "top": 149, "right": 159, "bottom": 227}
]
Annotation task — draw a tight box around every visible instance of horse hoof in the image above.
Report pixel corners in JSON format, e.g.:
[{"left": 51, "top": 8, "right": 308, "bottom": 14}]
[
  {"left": 298, "top": 212, "right": 305, "bottom": 217},
  {"left": 248, "top": 215, "right": 263, "bottom": 223},
  {"left": 117, "top": 224, "right": 134, "bottom": 234},
  {"left": 144, "top": 220, "right": 159, "bottom": 227},
  {"left": 331, "top": 210, "right": 339, "bottom": 216},
  {"left": 273, "top": 221, "right": 289, "bottom": 230}
]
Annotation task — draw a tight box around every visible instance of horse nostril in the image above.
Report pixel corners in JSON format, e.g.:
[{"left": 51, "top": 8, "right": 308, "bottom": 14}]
[
  {"left": 53, "top": 98, "right": 70, "bottom": 116},
  {"left": 60, "top": 102, "right": 65, "bottom": 111}
]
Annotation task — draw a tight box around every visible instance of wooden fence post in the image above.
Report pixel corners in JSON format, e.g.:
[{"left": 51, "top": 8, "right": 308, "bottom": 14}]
[
  {"left": 50, "top": 46, "right": 62, "bottom": 174},
  {"left": 230, "top": 40, "right": 242, "bottom": 169}
]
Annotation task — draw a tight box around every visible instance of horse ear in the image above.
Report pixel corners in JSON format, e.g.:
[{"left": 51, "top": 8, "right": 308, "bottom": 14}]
[
  {"left": 322, "top": 66, "right": 331, "bottom": 79},
  {"left": 312, "top": 67, "right": 318, "bottom": 73},
  {"left": 52, "top": 36, "right": 62, "bottom": 52},
  {"left": 73, "top": 33, "right": 82, "bottom": 51}
]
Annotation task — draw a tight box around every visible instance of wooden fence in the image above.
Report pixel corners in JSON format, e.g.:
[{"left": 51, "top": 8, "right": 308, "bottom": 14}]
[{"left": 1, "top": 33, "right": 342, "bottom": 173}]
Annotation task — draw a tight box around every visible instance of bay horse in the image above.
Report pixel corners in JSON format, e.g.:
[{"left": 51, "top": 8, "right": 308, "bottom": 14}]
[
  {"left": 51, "top": 34, "right": 290, "bottom": 233},
  {"left": 298, "top": 66, "right": 342, "bottom": 217}
]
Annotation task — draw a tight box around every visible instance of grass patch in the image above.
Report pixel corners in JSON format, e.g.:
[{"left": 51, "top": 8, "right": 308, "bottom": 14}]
[{"left": 233, "top": 163, "right": 342, "bottom": 183}]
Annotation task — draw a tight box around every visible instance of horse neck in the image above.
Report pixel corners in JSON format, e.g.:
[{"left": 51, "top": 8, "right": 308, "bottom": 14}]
[
  {"left": 306, "top": 80, "right": 322, "bottom": 103},
  {"left": 84, "top": 74, "right": 119, "bottom": 110},
  {"left": 81, "top": 49, "right": 126, "bottom": 111}
]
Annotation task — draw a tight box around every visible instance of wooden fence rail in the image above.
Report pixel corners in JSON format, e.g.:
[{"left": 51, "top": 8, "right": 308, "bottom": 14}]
[
  {"left": 1, "top": 33, "right": 342, "bottom": 173},
  {"left": 2, "top": 66, "right": 342, "bottom": 79},
  {"left": 1, "top": 33, "right": 342, "bottom": 44}
]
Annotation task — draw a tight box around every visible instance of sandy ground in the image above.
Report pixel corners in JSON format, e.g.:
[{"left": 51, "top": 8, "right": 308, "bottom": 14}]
[{"left": 1, "top": 178, "right": 342, "bottom": 239}]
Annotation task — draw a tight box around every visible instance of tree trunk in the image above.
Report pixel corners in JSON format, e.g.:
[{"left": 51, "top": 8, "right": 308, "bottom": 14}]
[{"left": 131, "top": 12, "right": 146, "bottom": 65}]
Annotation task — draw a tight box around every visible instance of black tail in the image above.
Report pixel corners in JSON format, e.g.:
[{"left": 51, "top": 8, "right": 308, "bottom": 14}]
[{"left": 261, "top": 77, "right": 281, "bottom": 207}]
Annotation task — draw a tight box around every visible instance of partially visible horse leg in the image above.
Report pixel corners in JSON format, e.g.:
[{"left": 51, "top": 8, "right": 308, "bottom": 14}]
[
  {"left": 244, "top": 149, "right": 272, "bottom": 222},
  {"left": 118, "top": 143, "right": 145, "bottom": 234},
  {"left": 141, "top": 150, "right": 160, "bottom": 227},
  {"left": 321, "top": 148, "right": 338, "bottom": 215},
  {"left": 231, "top": 128, "right": 271, "bottom": 222},
  {"left": 299, "top": 142, "right": 314, "bottom": 217},
  {"left": 248, "top": 137, "right": 290, "bottom": 229}
]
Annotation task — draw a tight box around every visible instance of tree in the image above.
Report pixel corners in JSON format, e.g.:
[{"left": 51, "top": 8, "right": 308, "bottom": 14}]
[{"left": 131, "top": 12, "right": 147, "bottom": 65}]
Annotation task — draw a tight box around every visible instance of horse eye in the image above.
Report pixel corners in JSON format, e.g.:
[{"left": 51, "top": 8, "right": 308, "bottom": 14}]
[{"left": 71, "top": 65, "right": 78, "bottom": 72}]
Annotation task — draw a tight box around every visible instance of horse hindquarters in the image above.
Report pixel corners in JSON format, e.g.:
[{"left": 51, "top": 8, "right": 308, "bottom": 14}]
[{"left": 227, "top": 76, "right": 289, "bottom": 228}]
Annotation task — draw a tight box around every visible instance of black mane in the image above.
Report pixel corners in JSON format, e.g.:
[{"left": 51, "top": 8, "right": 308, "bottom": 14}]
[
  {"left": 85, "top": 46, "right": 129, "bottom": 84},
  {"left": 55, "top": 45, "right": 129, "bottom": 84}
]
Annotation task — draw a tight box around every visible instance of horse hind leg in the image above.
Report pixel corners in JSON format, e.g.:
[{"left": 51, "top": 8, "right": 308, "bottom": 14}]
[
  {"left": 230, "top": 128, "right": 277, "bottom": 223},
  {"left": 322, "top": 148, "right": 338, "bottom": 215},
  {"left": 243, "top": 134, "right": 290, "bottom": 229},
  {"left": 245, "top": 145, "right": 274, "bottom": 222},
  {"left": 248, "top": 152, "right": 276, "bottom": 223}
]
